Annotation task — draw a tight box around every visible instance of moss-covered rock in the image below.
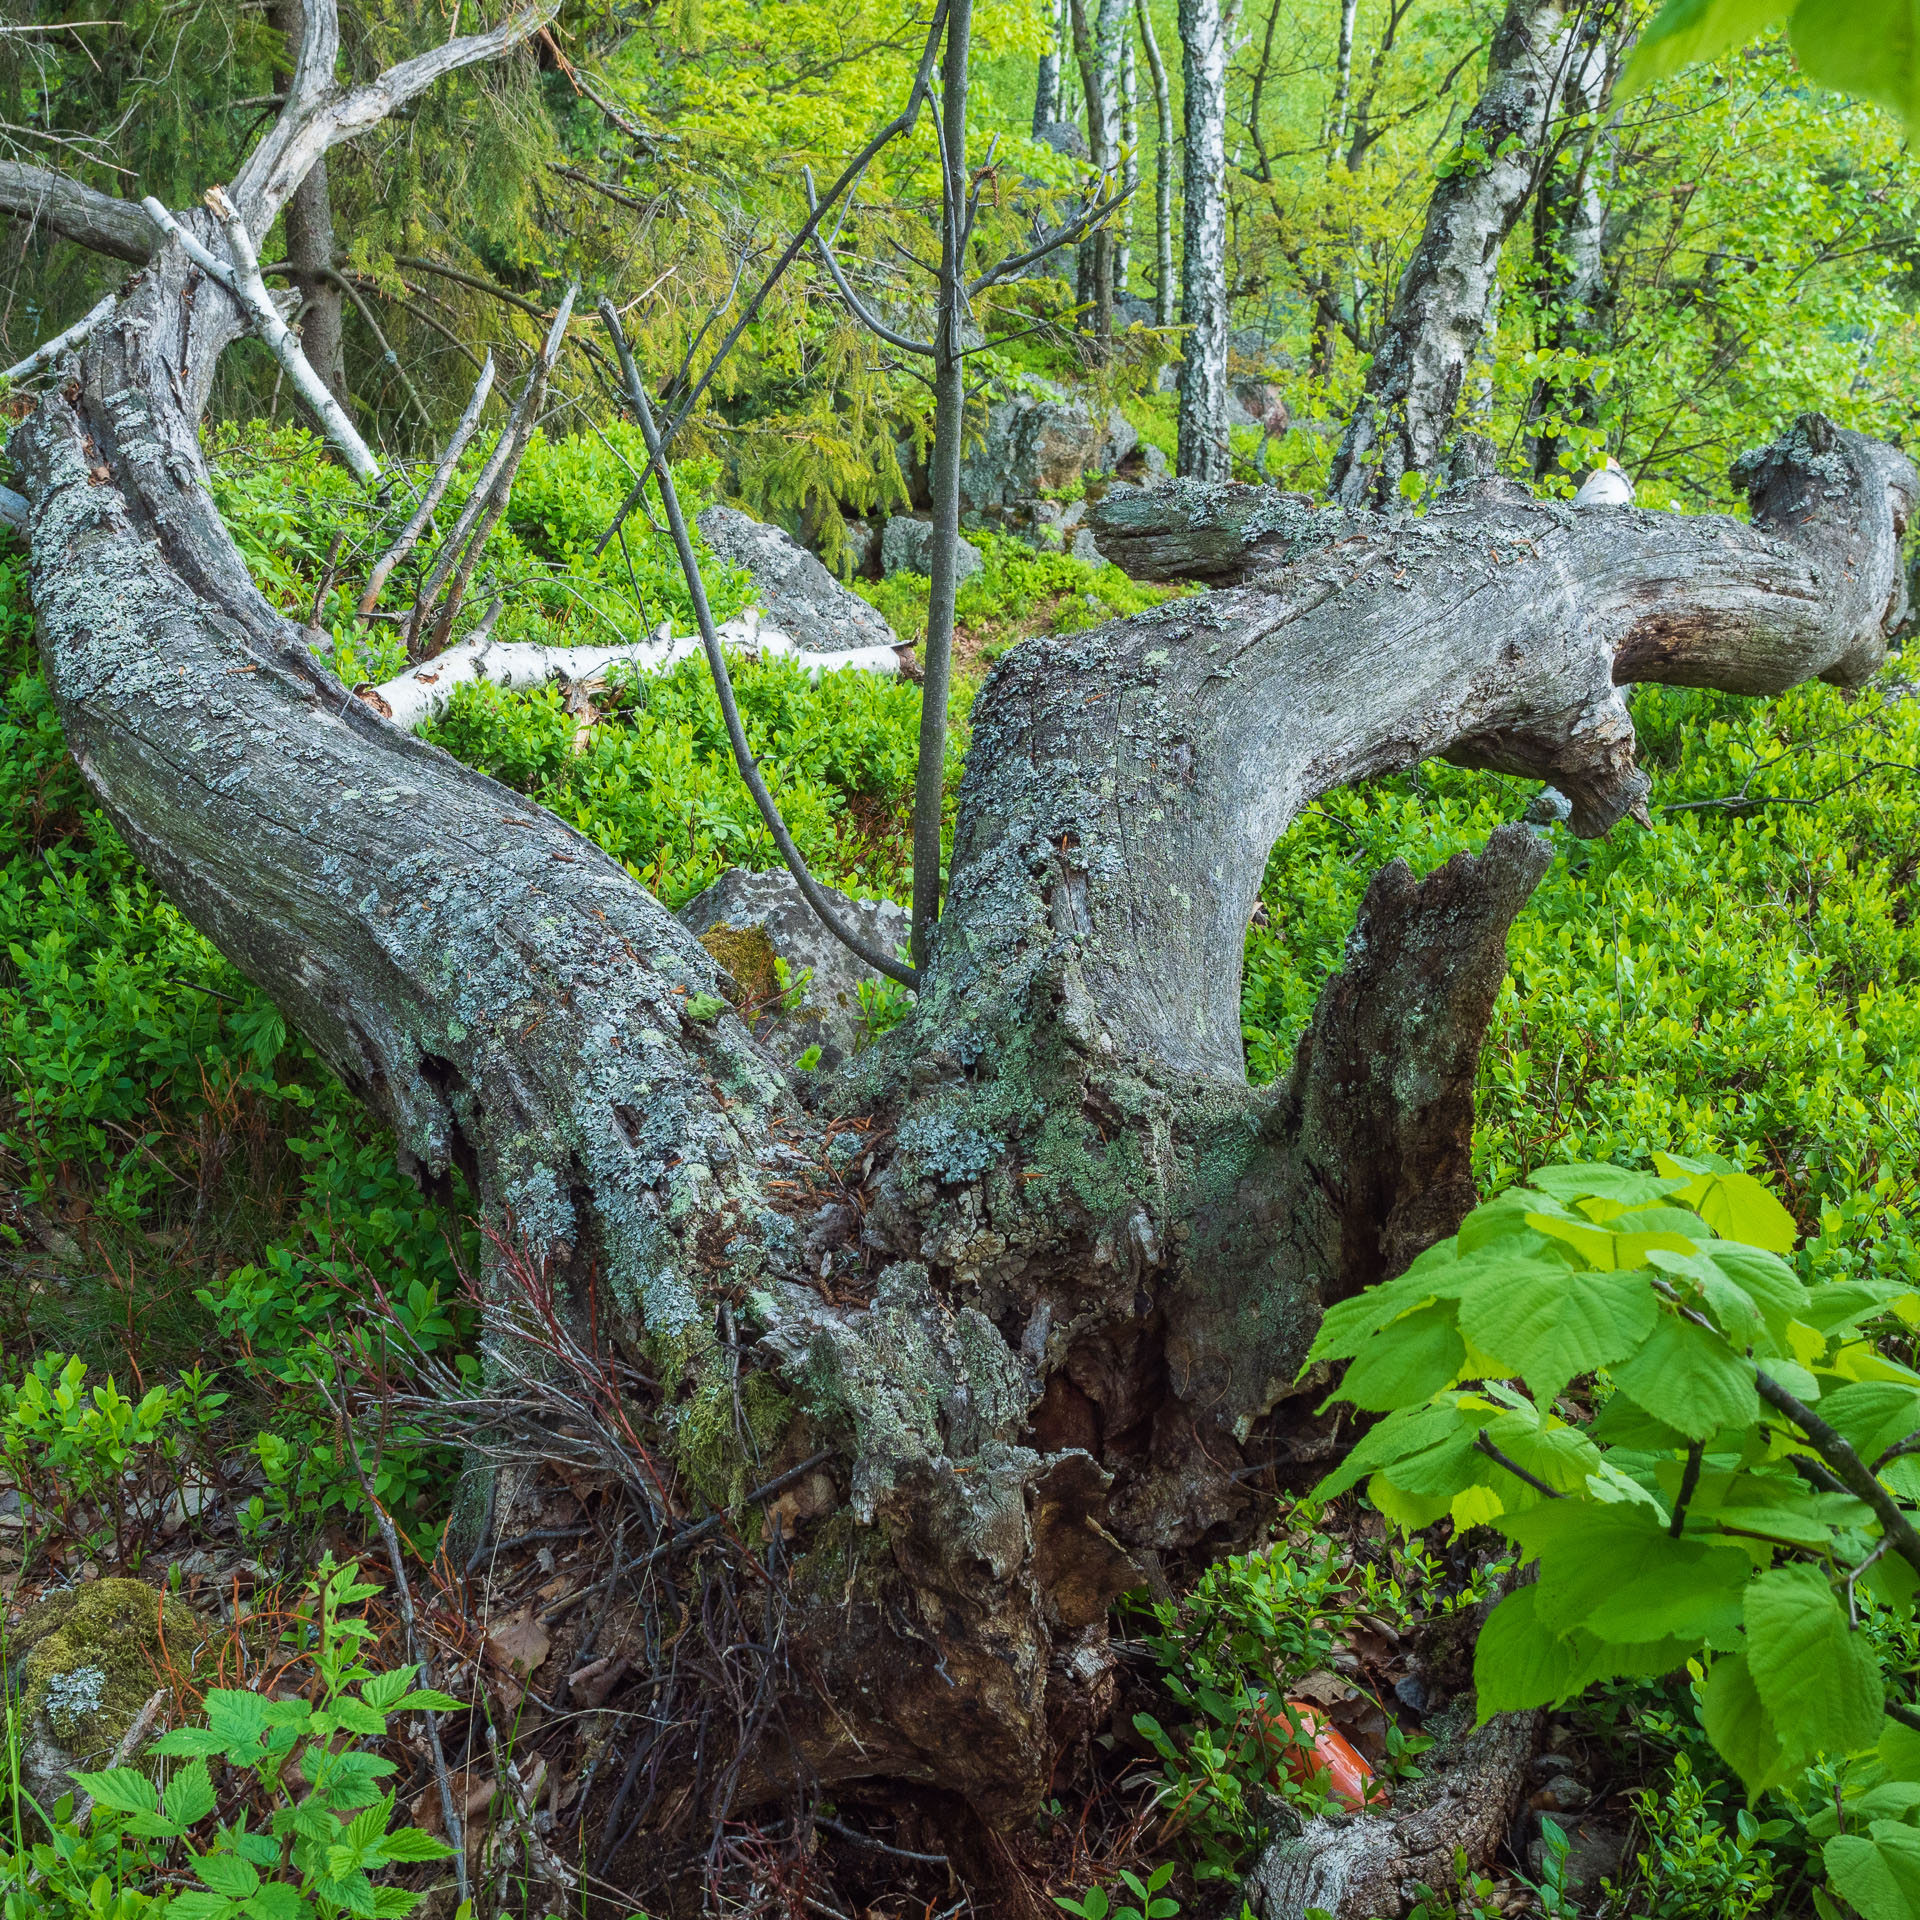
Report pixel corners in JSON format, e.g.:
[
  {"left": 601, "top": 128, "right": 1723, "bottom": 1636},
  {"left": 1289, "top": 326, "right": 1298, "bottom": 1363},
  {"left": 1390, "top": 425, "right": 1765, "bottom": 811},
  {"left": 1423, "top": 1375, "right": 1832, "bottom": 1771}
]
[{"left": 11, "top": 1578, "right": 209, "bottom": 1802}]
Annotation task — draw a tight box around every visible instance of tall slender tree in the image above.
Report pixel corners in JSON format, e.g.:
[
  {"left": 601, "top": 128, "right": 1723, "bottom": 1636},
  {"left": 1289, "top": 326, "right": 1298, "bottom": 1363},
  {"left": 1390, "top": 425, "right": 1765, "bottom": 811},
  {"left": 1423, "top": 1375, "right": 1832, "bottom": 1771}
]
[
  {"left": 1177, "top": 0, "right": 1231, "bottom": 476},
  {"left": 266, "top": 0, "right": 346, "bottom": 406},
  {"left": 1136, "top": 0, "right": 1176, "bottom": 326}
]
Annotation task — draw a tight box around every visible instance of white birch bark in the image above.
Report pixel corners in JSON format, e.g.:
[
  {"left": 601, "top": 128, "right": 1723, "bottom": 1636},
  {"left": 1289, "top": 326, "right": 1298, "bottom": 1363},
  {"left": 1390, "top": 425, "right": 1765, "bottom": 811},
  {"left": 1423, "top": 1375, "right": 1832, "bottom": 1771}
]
[{"left": 1177, "top": 0, "right": 1231, "bottom": 477}]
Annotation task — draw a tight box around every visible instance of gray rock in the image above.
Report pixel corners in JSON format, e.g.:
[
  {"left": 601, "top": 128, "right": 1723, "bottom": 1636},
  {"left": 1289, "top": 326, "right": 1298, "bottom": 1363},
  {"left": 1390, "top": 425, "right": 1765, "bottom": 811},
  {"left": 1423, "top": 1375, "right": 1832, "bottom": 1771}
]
[
  {"left": 842, "top": 517, "right": 882, "bottom": 580},
  {"left": 1070, "top": 527, "right": 1104, "bottom": 565},
  {"left": 881, "top": 515, "right": 984, "bottom": 584},
  {"left": 1528, "top": 1817, "right": 1627, "bottom": 1897},
  {"left": 956, "top": 397, "right": 1138, "bottom": 531},
  {"left": 1032, "top": 119, "right": 1088, "bottom": 161},
  {"left": 696, "top": 505, "right": 897, "bottom": 654},
  {"left": 678, "top": 866, "right": 911, "bottom": 1073}
]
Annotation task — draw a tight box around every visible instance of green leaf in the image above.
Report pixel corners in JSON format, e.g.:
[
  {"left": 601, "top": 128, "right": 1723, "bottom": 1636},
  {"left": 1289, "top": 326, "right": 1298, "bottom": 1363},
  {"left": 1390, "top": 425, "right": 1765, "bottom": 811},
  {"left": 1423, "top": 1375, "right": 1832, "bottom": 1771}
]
[
  {"left": 1745, "top": 1564, "right": 1884, "bottom": 1767},
  {"left": 390, "top": 1690, "right": 463, "bottom": 1713},
  {"left": 70, "top": 1769, "right": 157, "bottom": 1817},
  {"left": 1458, "top": 1264, "right": 1657, "bottom": 1400},
  {"left": 1313, "top": 1400, "right": 1474, "bottom": 1500},
  {"left": 1338, "top": 1299, "right": 1464, "bottom": 1411},
  {"left": 243, "top": 1885, "right": 307, "bottom": 1920},
  {"left": 167, "top": 1893, "right": 238, "bottom": 1920},
  {"left": 370, "top": 1892, "right": 424, "bottom": 1920},
  {"left": 1660, "top": 1159, "right": 1799, "bottom": 1253},
  {"left": 1825, "top": 1822, "right": 1920, "bottom": 1920},
  {"left": 331, "top": 1697, "right": 387, "bottom": 1738},
  {"left": 1472, "top": 1584, "right": 1584, "bottom": 1715},
  {"left": 375, "top": 1826, "right": 457, "bottom": 1864},
  {"left": 1701, "top": 1650, "right": 1788, "bottom": 1800},
  {"left": 1791, "top": 0, "right": 1920, "bottom": 138},
  {"left": 1527, "top": 1164, "right": 1691, "bottom": 1208},
  {"left": 1611, "top": 1312, "right": 1759, "bottom": 1440},
  {"left": 1509, "top": 1500, "right": 1750, "bottom": 1644},
  {"left": 191, "top": 1851, "right": 262, "bottom": 1899},
  {"left": 1820, "top": 1381, "right": 1920, "bottom": 1466},
  {"left": 152, "top": 1727, "right": 229, "bottom": 1758},
  {"left": 357, "top": 1668, "right": 418, "bottom": 1712},
  {"left": 166, "top": 1761, "right": 217, "bottom": 1827}
]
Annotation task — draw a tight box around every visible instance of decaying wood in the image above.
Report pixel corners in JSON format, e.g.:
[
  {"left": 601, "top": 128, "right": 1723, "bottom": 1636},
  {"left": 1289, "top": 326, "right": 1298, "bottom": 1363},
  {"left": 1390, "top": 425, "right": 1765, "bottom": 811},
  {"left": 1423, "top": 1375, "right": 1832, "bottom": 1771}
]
[{"left": 5, "top": 0, "right": 1916, "bottom": 1887}]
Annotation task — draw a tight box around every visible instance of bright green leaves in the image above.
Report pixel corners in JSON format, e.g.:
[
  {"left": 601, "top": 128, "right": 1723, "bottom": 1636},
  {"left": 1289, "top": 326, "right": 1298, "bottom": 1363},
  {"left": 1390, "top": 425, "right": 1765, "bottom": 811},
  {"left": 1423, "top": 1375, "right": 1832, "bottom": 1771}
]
[
  {"left": 1702, "top": 1652, "right": 1789, "bottom": 1800},
  {"left": 1745, "top": 1565, "right": 1885, "bottom": 1761},
  {"left": 1612, "top": 1313, "right": 1759, "bottom": 1440},
  {"left": 1473, "top": 1585, "right": 1587, "bottom": 1713},
  {"left": 1457, "top": 1263, "right": 1657, "bottom": 1405},
  {"left": 1791, "top": 0, "right": 1920, "bottom": 138},
  {"left": 1656, "top": 1152, "right": 1801, "bottom": 1254},
  {"left": 1620, "top": 0, "right": 1920, "bottom": 140},
  {"left": 1826, "top": 1823, "right": 1920, "bottom": 1920},
  {"left": 1335, "top": 1299, "right": 1464, "bottom": 1411}
]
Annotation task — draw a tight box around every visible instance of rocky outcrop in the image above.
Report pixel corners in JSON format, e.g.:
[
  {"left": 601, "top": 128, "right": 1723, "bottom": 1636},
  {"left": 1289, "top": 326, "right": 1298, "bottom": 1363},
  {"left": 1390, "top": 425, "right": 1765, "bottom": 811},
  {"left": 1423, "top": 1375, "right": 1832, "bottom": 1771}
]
[
  {"left": 957, "top": 396, "right": 1138, "bottom": 532},
  {"left": 696, "top": 505, "right": 898, "bottom": 654},
  {"left": 881, "top": 515, "right": 984, "bottom": 583},
  {"left": 679, "top": 866, "right": 911, "bottom": 1073}
]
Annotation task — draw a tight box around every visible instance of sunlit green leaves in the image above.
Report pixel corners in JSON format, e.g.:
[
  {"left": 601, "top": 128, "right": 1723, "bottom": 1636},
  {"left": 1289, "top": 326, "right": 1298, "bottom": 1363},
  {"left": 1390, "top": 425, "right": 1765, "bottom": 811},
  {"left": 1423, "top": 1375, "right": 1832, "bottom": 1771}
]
[
  {"left": 1745, "top": 1565, "right": 1885, "bottom": 1764},
  {"left": 1612, "top": 1313, "right": 1760, "bottom": 1440}
]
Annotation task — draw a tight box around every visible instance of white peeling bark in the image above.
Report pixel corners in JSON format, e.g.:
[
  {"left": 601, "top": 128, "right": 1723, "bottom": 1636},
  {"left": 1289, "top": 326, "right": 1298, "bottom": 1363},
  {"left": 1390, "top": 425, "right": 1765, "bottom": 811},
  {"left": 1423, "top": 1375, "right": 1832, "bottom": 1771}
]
[
  {"left": 1136, "top": 0, "right": 1175, "bottom": 327},
  {"left": 365, "top": 618, "right": 904, "bottom": 731},
  {"left": 1329, "top": 0, "right": 1570, "bottom": 506},
  {"left": 1176, "top": 0, "right": 1230, "bottom": 477}
]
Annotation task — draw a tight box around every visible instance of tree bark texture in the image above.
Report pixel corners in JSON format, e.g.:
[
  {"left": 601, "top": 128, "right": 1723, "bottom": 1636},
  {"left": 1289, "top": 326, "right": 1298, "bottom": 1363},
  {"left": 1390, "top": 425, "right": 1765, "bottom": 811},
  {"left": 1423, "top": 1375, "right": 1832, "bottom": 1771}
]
[
  {"left": 9, "top": 34, "right": 1917, "bottom": 1864},
  {"left": 1328, "top": 0, "right": 1570, "bottom": 507},
  {"left": 1034, "top": 0, "right": 1064, "bottom": 132},
  {"left": 1176, "top": 0, "right": 1230, "bottom": 476}
]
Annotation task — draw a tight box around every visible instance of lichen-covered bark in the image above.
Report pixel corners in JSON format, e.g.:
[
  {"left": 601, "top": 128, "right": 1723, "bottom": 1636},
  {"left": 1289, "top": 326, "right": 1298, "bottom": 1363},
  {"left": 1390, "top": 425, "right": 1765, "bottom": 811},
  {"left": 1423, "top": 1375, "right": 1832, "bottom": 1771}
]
[{"left": 1328, "top": 0, "right": 1570, "bottom": 507}]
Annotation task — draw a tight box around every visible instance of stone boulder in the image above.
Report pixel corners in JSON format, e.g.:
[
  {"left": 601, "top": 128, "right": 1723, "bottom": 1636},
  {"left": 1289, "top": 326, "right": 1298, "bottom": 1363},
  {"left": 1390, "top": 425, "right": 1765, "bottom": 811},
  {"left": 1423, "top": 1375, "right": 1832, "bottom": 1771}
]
[
  {"left": 696, "top": 505, "right": 897, "bottom": 654},
  {"left": 12, "top": 1578, "right": 208, "bottom": 1803},
  {"left": 957, "top": 396, "right": 1138, "bottom": 530},
  {"left": 679, "top": 867, "right": 911, "bottom": 1073},
  {"left": 881, "top": 516, "right": 984, "bottom": 584}
]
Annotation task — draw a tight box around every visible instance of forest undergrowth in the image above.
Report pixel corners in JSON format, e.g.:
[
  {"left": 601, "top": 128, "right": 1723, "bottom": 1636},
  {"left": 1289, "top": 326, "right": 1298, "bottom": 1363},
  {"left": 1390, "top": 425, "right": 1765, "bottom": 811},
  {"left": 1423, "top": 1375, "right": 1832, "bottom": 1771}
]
[{"left": 3, "top": 423, "right": 1920, "bottom": 1917}]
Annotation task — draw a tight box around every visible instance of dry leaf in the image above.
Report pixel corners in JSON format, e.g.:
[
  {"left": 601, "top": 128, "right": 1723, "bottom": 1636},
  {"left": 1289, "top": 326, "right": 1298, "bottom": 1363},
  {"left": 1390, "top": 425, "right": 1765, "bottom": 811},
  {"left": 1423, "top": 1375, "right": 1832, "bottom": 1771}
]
[{"left": 485, "top": 1606, "right": 552, "bottom": 1680}]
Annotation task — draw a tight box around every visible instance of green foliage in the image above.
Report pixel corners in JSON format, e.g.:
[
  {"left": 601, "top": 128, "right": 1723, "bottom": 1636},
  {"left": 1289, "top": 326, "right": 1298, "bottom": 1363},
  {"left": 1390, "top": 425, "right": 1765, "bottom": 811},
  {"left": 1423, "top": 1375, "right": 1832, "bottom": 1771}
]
[
  {"left": 0, "top": 1559, "right": 458, "bottom": 1920},
  {"left": 1311, "top": 1153, "right": 1920, "bottom": 1918},
  {"left": 1626, "top": 1753, "right": 1784, "bottom": 1918},
  {"left": 0, "top": 1358, "right": 226, "bottom": 1571},
  {"left": 1053, "top": 1862, "right": 1180, "bottom": 1920}
]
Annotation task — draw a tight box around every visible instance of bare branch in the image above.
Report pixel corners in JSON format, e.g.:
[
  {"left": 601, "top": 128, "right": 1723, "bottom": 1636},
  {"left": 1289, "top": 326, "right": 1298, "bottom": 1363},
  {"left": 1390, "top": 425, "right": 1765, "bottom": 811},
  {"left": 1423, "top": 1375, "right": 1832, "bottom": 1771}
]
[
  {"left": 0, "top": 293, "right": 115, "bottom": 387},
  {"left": 968, "top": 181, "right": 1129, "bottom": 295},
  {"left": 408, "top": 288, "right": 575, "bottom": 654},
  {"left": 359, "top": 353, "right": 497, "bottom": 613},
  {"left": 0, "top": 160, "right": 153, "bottom": 262},
  {"left": 231, "top": 0, "right": 564, "bottom": 234},
  {"left": 803, "top": 168, "right": 934, "bottom": 355},
  {"left": 204, "top": 187, "right": 380, "bottom": 482},
  {"left": 364, "top": 613, "right": 902, "bottom": 730},
  {"left": 600, "top": 298, "right": 919, "bottom": 989}
]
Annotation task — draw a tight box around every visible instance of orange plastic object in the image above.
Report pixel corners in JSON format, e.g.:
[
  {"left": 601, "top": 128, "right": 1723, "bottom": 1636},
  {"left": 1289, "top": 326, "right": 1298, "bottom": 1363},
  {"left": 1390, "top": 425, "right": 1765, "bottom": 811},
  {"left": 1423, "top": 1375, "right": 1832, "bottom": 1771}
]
[{"left": 1251, "top": 1698, "right": 1377, "bottom": 1811}]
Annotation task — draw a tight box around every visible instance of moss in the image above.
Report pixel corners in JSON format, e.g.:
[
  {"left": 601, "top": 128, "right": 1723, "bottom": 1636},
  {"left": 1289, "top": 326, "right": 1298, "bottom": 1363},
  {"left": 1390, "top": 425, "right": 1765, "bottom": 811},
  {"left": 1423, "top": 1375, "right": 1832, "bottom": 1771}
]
[
  {"left": 15, "top": 1579, "right": 208, "bottom": 1787},
  {"left": 699, "top": 921, "right": 780, "bottom": 1010},
  {"left": 674, "top": 1360, "right": 797, "bottom": 1515}
]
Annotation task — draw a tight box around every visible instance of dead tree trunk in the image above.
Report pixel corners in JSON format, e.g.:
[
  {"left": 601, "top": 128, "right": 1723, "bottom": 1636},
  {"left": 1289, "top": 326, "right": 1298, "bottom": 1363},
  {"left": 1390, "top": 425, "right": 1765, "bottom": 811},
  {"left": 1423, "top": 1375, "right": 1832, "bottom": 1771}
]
[
  {"left": 1329, "top": 0, "right": 1571, "bottom": 506},
  {"left": 5, "top": 0, "right": 1917, "bottom": 1886},
  {"left": 267, "top": 0, "right": 348, "bottom": 406}
]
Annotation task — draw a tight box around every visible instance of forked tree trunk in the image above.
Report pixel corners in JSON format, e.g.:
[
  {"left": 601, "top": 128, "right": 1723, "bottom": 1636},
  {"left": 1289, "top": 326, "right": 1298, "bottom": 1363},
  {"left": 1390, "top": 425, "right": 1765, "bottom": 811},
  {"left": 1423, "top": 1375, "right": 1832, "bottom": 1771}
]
[
  {"left": 267, "top": 0, "right": 348, "bottom": 406},
  {"left": 6, "top": 12, "right": 1918, "bottom": 1901}
]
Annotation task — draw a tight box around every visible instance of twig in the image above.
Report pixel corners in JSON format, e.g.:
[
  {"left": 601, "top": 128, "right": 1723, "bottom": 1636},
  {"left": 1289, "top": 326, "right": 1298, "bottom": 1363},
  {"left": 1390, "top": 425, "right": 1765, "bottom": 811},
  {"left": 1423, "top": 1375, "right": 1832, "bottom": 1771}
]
[
  {"left": 598, "top": 300, "right": 918, "bottom": 990},
  {"left": 464, "top": 1520, "right": 592, "bottom": 1580},
  {"left": 592, "top": 0, "right": 951, "bottom": 557},
  {"left": 814, "top": 1814, "right": 949, "bottom": 1866},
  {"left": 0, "top": 293, "right": 116, "bottom": 386},
  {"left": 1668, "top": 1441, "right": 1703, "bottom": 1538},
  {"left": 200, "top": 187, "right": 380, "bottom": 483},
  {"left": 72, "top": 1688, "right": 168, "bottom": 1831},
  {"left": 360, "top": 353, "right": 496, "bottom": 612},
  {"left": 1473, "top": 1428, "right": 1564, "bottom": 1500}
]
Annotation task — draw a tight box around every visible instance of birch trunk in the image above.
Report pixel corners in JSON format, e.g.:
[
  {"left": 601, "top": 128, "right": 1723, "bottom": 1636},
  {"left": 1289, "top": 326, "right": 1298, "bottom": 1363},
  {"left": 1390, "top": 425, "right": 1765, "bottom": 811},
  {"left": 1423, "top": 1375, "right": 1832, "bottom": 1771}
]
[
  {"left": 1136, "top": 0, "right": 1176, "bottom": 327},
  {"left": 1328, "top": 0, "right": 1570, "bottom": 506},
  {"left": 1176, "top": 0, "right": 1230, "bottom": 477}
]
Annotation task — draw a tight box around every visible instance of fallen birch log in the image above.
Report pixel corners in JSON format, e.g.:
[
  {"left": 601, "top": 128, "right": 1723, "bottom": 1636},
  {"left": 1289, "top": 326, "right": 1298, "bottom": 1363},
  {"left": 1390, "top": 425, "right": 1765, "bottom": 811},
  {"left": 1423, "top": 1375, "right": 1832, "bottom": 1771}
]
[{"left": 360, "top": 610, "right": 906, "bottom": 729}]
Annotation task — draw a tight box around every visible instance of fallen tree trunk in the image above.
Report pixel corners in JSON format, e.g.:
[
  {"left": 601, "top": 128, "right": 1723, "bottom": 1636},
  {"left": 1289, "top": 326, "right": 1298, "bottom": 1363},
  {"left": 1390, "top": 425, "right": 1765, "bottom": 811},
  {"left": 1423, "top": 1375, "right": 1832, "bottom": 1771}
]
[{"left": 6, "top": 5, "right": 1916, "bottom": 1891}]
